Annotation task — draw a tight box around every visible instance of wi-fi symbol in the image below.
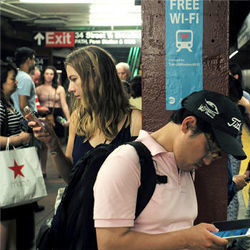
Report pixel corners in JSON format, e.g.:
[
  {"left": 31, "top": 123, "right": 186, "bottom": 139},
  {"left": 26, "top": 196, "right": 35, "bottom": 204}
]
[{"left": 179, "top": 33, "right": 189, "bottom": 41}]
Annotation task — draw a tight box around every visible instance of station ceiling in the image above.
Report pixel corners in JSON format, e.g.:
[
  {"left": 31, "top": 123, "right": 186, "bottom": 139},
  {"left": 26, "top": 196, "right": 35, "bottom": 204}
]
[
  {"left": 0, "top": 0, "right": 249, "bottom": 68},
  {"left": 0, "top": 0, "right": 141, "bottom": 30}
]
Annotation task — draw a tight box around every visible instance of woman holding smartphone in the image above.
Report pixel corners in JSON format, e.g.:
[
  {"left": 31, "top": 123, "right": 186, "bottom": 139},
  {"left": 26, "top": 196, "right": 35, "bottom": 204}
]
[
  {"left": 28, "top": 46, "right": 142, "bottom": 184},
  {"left": 0, "top": 61, "right": 34, "bottom": 250}
]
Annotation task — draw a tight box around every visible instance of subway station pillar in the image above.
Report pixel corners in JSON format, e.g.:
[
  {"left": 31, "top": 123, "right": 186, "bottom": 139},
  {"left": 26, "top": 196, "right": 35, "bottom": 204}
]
[{"left": 142, "top": 0, "right": 229, "bottom": 223}]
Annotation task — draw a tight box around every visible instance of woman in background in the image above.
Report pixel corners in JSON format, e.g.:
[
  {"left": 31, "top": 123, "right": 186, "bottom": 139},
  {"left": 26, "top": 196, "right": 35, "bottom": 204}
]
[
  {"left": 36, "top": 65, "right": 70, "bottom": 177},
  {"left": 0, "top": 61, "right": 34, "bottom": 250}
]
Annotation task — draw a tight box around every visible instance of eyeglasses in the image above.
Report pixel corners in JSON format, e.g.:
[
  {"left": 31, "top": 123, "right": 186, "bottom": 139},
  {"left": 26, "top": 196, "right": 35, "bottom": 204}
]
[{"left": 204, "top": 133, "right": 222, "bottom": 160}]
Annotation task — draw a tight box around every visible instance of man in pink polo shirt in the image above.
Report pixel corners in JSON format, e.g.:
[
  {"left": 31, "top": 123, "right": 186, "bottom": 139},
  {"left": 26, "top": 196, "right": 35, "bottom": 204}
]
[{"left": 94, "top": 90, "right": 247, "bottom": 250}]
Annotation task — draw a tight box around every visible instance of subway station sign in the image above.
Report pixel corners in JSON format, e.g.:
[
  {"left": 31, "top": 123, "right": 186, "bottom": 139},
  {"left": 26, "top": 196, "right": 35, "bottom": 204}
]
[
  {"left": 33, "top": 30, "right": 141, "bottom": 48},
  {"left": 165, "top": 0, "right": 203, "bottom": 110}
]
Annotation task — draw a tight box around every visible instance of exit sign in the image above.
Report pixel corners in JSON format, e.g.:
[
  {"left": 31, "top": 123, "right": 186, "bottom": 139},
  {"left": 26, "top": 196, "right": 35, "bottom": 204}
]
[{"left": 45, "top": 32, "right": 75, "bottom": 47}]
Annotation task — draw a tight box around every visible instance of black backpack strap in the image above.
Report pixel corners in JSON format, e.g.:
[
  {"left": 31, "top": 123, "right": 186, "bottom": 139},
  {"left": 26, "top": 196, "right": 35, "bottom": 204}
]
[{"left": 127, "top": 141, "right": 157, "bottom": 218}]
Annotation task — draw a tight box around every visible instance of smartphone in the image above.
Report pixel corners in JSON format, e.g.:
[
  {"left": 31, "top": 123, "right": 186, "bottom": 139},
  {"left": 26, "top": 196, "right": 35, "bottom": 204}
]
[
  {"left": 23, "top": 106, "right": 47, "bottom": 131},
  {"left": 213, "top": 219, "right": 250, "bottom": 239},
  {"left": 213, "top": 228, "right": 250, "bottom": 239}
]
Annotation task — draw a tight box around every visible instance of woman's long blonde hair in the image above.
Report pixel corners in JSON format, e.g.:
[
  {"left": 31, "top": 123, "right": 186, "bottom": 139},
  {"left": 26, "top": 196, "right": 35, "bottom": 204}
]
[{"left": 65, "top": 46, "right": 131, "bottom": 141}]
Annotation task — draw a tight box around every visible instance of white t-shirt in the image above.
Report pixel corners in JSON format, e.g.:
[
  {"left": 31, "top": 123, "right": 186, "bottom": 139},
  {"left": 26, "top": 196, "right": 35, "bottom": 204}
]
[{"left": 94, "top": 130, "right": 198, "bottom": 234}]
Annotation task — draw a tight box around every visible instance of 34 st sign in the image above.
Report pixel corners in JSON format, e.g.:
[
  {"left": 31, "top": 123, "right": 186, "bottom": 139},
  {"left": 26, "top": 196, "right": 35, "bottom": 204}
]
[{"left": 33, "top": 30, "right": 141, "bottom": 48}]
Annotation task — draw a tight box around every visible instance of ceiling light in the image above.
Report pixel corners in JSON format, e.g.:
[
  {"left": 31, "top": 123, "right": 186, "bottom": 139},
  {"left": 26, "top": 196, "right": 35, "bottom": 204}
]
[
  {"left": 229, "top": 50, "right": 238, "bottom": 59},
  {"left": 89, "top": 14, "right": 141, "bottom": 26},
  {"left": 20, "top": 0, "right": 90, "bottom": 3},
  {"left": 19, "top": 0, "right": 93, "bottom": 3},
  {"left": 90, "top": 5, "right": 140, "bottom": 14},
  {"left": 19, "top": 0, "right": 134, "bottom": 3}
]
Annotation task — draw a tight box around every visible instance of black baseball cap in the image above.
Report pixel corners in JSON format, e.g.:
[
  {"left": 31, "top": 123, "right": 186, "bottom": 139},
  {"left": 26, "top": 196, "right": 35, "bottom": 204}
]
[{"left": 182, "top": 90, "right": 246, "bottom": 160}]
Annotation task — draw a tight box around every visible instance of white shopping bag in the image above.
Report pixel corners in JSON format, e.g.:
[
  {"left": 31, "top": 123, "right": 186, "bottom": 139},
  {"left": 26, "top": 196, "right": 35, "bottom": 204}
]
[{"left": 0, "top": 146, "right": 47, "bottom": 208}]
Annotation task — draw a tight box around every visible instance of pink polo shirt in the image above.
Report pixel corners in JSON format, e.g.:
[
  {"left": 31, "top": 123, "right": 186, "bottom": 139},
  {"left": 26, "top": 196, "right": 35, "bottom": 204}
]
[{"left": 94, "top": 130, "right": 198, "bottom": 234}]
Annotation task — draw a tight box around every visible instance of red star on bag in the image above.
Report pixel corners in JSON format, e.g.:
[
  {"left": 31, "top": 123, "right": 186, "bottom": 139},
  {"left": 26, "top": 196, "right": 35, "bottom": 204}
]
[{"left": 8, "top": 160, "right": 25, "bottom": 179}]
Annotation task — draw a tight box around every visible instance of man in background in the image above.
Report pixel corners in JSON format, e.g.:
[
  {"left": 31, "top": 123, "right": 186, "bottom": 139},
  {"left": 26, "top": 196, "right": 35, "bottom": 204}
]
[
  {"left": 11, "top": 47, "right": 37, "bottom": 116},
  {"left": 116, "top": 62, "right": 131, "bottom": 81},
  {"left": 30, "top": 66, "right": 41, "bottom": 87}
]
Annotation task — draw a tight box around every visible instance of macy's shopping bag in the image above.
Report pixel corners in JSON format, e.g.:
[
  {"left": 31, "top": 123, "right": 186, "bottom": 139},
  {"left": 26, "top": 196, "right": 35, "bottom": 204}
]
[{"left": 0, "top": 146, "right": 47, "bottom": 208}]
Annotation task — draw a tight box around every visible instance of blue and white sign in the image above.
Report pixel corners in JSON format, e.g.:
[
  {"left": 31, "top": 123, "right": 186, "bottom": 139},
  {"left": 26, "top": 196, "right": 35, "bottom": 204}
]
[{"left": 165, "top": 0, "right": 203, "bottom": 110}]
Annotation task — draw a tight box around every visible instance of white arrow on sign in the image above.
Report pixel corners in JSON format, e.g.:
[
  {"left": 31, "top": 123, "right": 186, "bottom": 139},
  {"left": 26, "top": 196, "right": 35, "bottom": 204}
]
[{"left": 34, "top": 32, "right": 45, "bottom": 46}]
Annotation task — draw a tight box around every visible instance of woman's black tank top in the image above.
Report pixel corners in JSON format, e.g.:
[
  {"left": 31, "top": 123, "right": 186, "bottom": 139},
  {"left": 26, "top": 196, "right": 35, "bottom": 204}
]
[{"left": 72, "top": 114, "right": 136, "bottom": 166}]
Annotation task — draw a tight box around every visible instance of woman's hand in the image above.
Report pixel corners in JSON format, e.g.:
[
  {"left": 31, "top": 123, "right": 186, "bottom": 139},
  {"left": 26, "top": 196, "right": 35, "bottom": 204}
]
[
  {"left": 26, "top": 116, "right": 56, "bottom": 145},
  {"left": 19, "top": 131, "right": 31, "bottom": 146},
  {"left": 62, "top": 120, "right": 70, "bottom": 127}
]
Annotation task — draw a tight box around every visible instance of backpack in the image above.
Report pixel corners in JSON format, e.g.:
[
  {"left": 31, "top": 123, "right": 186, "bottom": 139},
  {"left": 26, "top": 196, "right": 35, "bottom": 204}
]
[{"left": 37, "top": 141, "right": 167, "bottom": 250}]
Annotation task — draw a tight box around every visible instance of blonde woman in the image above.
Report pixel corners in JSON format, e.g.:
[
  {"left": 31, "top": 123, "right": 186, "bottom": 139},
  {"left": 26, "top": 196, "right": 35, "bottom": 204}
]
[{"left": 29, "top": 46, "right": 142, "bottom": 183}]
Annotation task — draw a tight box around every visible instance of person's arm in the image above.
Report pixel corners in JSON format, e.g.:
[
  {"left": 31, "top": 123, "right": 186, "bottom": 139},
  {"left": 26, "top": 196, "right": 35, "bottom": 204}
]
[
  {"left": 49, "top": 112, "right": 76, "bottom": 183},
  {"left": 18, "top": 76, "right": 33, "bottom": 116},
  {"left": 244, "top": 161, "right": 250, "bottom": 177},
  {"left": 0, "top": 131, "right": 30, "bottom": 149},
  {"left": 27, "top": 111, "right": 77, "bottom": 183},
  {"left": 238, "top": 96, "right": 250, "bottom": 113},
  {"left": 96, "top": 223, "right": 227, "bottom": 250},
  {"left": 130, "top": 109, "right": 142, "bottom": 137},
  {"left": 58, "top": 86, "right": 70, "bottom": 123},
  {"left": 19, "top": 95, "right": 29, "bottom": 116}
]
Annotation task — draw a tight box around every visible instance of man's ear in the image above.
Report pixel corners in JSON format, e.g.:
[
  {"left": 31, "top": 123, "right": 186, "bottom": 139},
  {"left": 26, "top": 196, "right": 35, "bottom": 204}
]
[
  {"left": 26, "top": 57, "right": 31, "bottom": 64},
  {"left": 181, "top": 116, "right": 197, "bottom": 133},
  {"left": 234, "top": 74, "right": 239, "bottom": 80}
]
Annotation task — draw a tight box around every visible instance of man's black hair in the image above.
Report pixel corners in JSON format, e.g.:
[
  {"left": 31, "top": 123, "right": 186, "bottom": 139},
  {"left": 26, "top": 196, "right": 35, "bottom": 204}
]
[
  {"left": 229, "top": 62, "right": 242, "bottom": 84},
  {"left": 169, "top": 108, "right": 213, "bottom": 136},
  {"left": 121, "top": 80, "right": 131, "bottom": 95},
  {"left": 0, "top": 60, "right": 17, "bottom": 107},
  {"left": 130, "top": 75, "right": 141, "bottom": 98},
  {"left": 228, "top": 75, "right": 243, "bottom": 103},
  {"left": 15, "top": 47, "right": 35, "bottom": 67}
]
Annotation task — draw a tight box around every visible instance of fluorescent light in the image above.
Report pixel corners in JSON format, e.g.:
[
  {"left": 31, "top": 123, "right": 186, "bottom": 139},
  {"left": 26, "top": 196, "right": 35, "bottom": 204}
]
[
  {"left": 90, "top": 5, "right": 140, "bottom": 14},
  {"left": 89, "top": 14, "right": 141, "bottom": 26},
  {"left": 229, "top": 50, "right": 238, "bottom": 59},
  {"left": 20, "top": 0, "right": 93, "bottom": 3},
  {"left": 20, "top": 0, "right": 134, "bottom": 3}
]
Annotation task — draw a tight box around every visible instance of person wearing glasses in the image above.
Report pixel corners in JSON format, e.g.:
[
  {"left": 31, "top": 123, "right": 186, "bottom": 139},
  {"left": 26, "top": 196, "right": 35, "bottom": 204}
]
[{"left": 93, "top": 90, "right": 246, "bottom": 250}]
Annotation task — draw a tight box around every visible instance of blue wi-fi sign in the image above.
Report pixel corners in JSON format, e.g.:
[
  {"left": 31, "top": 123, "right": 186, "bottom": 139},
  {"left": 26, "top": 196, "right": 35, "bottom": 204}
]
[{"left": 165, "top": 0, "right": 203, "bottom": 110}]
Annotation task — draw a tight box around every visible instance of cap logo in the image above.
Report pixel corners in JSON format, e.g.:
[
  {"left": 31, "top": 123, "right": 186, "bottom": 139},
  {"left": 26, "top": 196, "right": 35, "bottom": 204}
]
[
  {"left": 227, "top": 117, "right": 241, "bottom": 131},
  {"left": 198, "top": 99, "right": 219, "bottom": 119}
]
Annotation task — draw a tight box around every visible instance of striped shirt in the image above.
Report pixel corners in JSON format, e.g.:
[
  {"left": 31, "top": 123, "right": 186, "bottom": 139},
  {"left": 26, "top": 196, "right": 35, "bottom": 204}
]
[{"left": 0, "top": 100, "right": 23, "bottom": 137}]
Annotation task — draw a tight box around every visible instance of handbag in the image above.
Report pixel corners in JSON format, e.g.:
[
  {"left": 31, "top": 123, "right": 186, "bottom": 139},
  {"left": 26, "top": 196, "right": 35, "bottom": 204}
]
[
  {"left": 0, "top": 139, "right": 47, "bottom": 208},
  {"left": 45, "top": 90, "right": 57, "bottom": 127}
]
